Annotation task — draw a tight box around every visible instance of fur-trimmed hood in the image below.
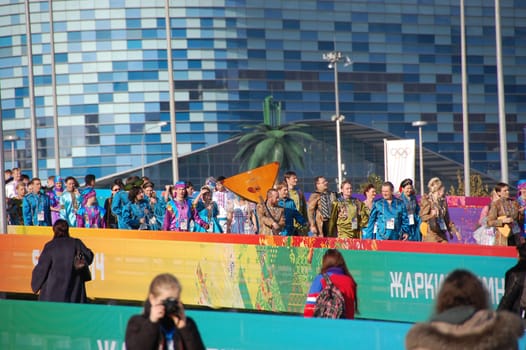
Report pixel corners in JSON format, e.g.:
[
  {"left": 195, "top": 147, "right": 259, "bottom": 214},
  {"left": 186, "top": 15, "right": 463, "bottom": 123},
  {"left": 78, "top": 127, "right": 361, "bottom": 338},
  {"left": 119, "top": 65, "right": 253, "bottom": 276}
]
[{"left": 406, "top": 307, "right": 524, "bottom": 350}]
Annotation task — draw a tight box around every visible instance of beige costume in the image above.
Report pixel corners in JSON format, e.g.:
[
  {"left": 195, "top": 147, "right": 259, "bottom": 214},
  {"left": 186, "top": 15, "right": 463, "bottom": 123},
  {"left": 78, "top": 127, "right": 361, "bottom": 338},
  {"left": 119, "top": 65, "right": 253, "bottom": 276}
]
[
  {"left": 487, "top": 198, "right": 521, "bottom": 246},
  {"left": 256, "top": 202, "right": 285, "bottom": 235}
]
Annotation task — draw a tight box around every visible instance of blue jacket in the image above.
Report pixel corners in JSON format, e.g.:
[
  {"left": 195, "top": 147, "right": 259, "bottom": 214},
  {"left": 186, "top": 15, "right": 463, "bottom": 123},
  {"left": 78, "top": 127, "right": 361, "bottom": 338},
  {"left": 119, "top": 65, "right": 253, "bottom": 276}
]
[
  {"left": 111, "top": 190, "right": 130, "bottom": 229},
  {"left": 59, "top": 191, "right": 81, "bottom": 227},
  {"left": 193, "top": 200, "right": 223, "bottom": 233},
  {"left": 122, "top": 199, "right": 153, "bottom": 230},
  {"left": 278, "top": 198, "right": 307, "bottom": 236},
  {"left": 23, "top": 192, "right": 52, "bottom": 226},
  {"left": 400, "top": 193, "right": 422, "bottom": 241},
  {"left": 363, "top": 197, "right": 410, "bottom": 240}
]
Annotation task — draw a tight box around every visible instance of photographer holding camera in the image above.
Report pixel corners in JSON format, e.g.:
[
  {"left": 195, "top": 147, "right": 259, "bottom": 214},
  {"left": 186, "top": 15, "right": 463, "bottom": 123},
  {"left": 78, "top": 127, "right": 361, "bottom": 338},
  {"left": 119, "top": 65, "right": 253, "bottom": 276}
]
[{"left": 125, "top": 273, "right": 205, "bottom": 350}]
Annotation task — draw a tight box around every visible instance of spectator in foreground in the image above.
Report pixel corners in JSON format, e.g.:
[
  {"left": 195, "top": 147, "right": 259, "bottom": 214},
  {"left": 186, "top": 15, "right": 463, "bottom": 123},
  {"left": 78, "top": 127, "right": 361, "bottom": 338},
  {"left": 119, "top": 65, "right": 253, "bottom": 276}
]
[
  {"left": 125, "top": 273, "right": 206, "bottom": 350},
  {"left": 406, "top": 269, "right": 523, "bottom": 350},
  {"left": 31, "top": 219, "right": 94, "bottom": 303},
  {"left": 498, "top": 243, "right": 526, "bottom": 315},
  {"left": 304, "top": 249, "right": 358, "bottom": 319}
]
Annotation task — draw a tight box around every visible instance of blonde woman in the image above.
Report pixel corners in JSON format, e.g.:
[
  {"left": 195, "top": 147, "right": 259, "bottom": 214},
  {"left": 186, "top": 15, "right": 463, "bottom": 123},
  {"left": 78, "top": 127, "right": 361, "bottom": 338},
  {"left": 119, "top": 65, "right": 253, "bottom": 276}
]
[
  {"left": 125, "top": 273, "right": 205, "bottom": 350},
  {"left": 419, "top": 177, "right": 461, "bottom": 243}
]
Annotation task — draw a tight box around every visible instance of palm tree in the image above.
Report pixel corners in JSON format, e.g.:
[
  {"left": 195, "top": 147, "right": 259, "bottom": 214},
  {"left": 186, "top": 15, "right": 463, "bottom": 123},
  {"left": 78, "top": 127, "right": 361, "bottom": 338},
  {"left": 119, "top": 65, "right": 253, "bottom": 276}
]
[{"left": 234, "top": 123, "right": 315, "bottom": 171}]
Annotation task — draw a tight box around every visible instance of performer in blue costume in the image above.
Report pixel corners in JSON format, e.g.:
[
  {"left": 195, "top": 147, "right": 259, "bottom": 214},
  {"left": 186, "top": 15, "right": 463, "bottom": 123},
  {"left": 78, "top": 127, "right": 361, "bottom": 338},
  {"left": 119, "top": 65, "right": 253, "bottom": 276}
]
[
  {"left": 399, "top": 178, "right": 422, "bottom": 241},
  {"left": 363, "top": 181, "right": 410, "bottom": 240},
  {"left": 192, "top": 186, "right": 222, "bottom": 233},
  {"left": 23, "top": 178, "right": 51, "bottom": 226},
  {"left": 59, "top": 176, "right": 81, "bottom": 227}
]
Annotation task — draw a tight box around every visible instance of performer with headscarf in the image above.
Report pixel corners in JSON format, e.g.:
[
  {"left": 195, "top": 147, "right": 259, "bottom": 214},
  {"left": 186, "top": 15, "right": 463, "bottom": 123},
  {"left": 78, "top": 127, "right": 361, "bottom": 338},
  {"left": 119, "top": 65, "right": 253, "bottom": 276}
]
[
  {"left": 76, "top": 190, "right": 106, "bottom": 228},
  {"left": 48, "top": 176, "right": 64, "bottom": 224}
]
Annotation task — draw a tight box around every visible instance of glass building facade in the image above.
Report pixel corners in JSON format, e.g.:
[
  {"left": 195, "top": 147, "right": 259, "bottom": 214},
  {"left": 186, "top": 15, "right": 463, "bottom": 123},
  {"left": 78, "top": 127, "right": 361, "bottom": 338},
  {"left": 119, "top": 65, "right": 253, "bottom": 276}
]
[{"left": 1, "top": 0, "right": 525, "bottom": 188}]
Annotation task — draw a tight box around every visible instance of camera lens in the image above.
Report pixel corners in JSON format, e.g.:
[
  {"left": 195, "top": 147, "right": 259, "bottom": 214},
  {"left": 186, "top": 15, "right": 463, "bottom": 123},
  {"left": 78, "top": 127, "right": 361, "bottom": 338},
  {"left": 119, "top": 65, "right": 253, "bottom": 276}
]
[{"left": 162, "top": 297, "right": 179, "bottom": 315}]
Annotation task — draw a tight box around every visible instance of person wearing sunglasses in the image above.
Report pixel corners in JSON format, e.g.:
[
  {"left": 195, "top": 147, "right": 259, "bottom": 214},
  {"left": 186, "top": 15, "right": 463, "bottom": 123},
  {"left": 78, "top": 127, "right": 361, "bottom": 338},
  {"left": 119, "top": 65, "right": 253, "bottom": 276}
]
[{"left": 104, "top": 180, "right": 122, "bottom": 229}]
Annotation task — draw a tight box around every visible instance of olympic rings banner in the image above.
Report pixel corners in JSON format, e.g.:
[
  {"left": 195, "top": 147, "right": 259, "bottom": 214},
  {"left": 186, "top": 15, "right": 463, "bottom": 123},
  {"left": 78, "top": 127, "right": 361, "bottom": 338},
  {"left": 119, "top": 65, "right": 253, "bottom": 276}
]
[
  {"left": 0, "top": 226, "right": 517, "bottom": 323},
  {"left": 384, "top": 138, "right": 415, "bottom": 192}
]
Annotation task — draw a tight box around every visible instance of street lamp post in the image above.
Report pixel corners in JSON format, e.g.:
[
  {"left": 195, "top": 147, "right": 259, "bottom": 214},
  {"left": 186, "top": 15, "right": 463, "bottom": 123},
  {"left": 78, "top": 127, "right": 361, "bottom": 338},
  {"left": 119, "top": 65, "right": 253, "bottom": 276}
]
[
  {"left": 141, "top": 122, "right": 168, "bottom": 178},
  {"left": 323, "top": 51, "right": 352, "bottom": 189},
  {"left": 6, "top": 135, "right": 20, "bottom": 168},
  {"left": 412, "top": 121, "right": 428, "bottom": 195}
]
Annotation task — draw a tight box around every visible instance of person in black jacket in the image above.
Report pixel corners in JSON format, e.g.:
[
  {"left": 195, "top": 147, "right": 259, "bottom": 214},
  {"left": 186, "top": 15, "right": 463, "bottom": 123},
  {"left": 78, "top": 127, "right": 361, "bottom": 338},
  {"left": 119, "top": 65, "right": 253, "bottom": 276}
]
[
  {"left": 125, "top": 273, "right": 205, "bottom": 350},
  {"left": 31, "top": 219, "right": 94, "bottom": 303},
  {"left": 498, "top": 243, "right": 526, "bottom": 315}
]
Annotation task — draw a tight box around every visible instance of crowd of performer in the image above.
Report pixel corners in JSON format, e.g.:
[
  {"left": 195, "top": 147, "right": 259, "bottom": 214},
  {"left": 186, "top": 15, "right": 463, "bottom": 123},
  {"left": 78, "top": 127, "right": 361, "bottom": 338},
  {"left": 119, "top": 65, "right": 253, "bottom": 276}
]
[{"left": 4, "top": 166, "right": 526, "bottom": 246}]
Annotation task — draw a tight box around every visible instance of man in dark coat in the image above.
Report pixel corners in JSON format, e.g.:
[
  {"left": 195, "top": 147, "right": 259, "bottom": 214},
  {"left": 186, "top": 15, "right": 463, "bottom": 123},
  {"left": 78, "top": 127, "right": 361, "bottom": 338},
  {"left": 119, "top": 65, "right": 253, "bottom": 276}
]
[
  {"left": 498, "top": 243, "right": 526, "bottom": 315},
  {"left": 31, "top": 219, "right": 94, "bottom": 303}
]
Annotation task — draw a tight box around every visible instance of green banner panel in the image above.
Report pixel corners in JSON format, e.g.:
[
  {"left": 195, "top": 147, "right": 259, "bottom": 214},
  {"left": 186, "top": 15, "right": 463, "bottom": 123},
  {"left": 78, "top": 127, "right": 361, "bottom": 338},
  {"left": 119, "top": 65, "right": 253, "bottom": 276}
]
[
  {"left": 1, "top": 299, "right": 524, "bottom": 350},
  {"left": 0, "top": 299, "right": 412, "bottom": 350}
]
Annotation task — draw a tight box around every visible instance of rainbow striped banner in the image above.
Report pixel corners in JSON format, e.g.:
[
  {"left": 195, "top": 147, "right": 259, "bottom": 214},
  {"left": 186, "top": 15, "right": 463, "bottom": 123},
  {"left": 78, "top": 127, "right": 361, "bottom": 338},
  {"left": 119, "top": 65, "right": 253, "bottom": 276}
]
[{"left": 0, "top": 226, "right": 517, "bottom": 322}]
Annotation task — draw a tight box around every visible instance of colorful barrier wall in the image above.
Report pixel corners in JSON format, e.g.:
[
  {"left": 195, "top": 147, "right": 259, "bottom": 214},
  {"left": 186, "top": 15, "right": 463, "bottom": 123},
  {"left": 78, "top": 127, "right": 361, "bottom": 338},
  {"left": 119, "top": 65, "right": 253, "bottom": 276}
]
[
  {"left": 0, "top": 226, "right": 518, "bottom": 323},
  {"left": 0, "top": 299, "right": 414, "bottom": 350},
  {"left": 1, "top": 299, "right": 524, "bottom": 350}
]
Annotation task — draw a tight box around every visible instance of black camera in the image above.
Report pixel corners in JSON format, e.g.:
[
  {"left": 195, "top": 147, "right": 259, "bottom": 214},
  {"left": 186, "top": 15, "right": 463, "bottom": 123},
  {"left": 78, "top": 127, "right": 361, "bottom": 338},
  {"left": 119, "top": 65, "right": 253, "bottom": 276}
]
[{"left": 162, "top": 297, "right": 180, "bottom": 316}]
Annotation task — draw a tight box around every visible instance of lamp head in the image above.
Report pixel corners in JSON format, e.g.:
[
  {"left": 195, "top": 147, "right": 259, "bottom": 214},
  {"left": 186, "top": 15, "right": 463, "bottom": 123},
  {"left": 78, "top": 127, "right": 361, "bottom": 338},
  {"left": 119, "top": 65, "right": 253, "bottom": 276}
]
[{"left": 411, "top": 121, "right": 428, "bottom": 127}]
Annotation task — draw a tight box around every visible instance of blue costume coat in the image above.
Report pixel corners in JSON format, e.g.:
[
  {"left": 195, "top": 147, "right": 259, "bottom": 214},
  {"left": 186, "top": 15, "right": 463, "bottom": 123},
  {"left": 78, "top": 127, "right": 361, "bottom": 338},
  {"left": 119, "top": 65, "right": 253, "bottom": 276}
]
[
  {"left": 363, "top": 197, "right": 410, "bottom": 240},
  {"left": 278, "top": 197, "right": 307, "bottom": 236},
  {"left": 59, "top": 191, "right": 81, "bottom": 227},
  {"left": 111, "top": 190, "right": 130, "bottom": 229},
  {"left": 23, "top": 192, "right": 52, "bottom": 226},
  {"left": 193, "top": 200, "right": 223, "bottom": 233},
  {"left": 400, "top": 192, "right": 422, "bottom": 241},
  {"left": 122, "top": 199, "right": 153, "bottom": 230}
]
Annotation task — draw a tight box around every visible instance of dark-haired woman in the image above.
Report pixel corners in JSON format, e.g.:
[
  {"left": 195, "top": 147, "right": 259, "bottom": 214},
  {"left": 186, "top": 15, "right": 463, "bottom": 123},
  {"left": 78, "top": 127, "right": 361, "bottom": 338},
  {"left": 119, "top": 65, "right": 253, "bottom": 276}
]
[
  {"left": 303, "top": 249, "right": 358, "bottom": 319},
  {"left": 487, "top": 182, "right": 522, "bottom": 246},
  {"left": 122, "top": 187, "right": 154, "bottom": 230},
  {"left": 399, "top": 178, "right": 422, "bottom": 241},
  {"left": 361, "top": 184, "right": 376, "bottom": 237},
  {"left": 31, "top": 219, "right": 94, "bottom": 303},
  {"left": 104, "top": 180, "right": 122, "bottom": 228},
  {"left": 406, "top": 269, "right": 523, "bottom": 349}
]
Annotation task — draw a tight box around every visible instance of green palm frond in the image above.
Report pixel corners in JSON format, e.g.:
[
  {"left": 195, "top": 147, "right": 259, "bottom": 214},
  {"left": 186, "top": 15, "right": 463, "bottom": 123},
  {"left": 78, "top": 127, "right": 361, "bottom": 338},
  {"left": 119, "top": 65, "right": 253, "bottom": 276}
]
[{"left": 235, "top": 121, "right": 315, "bottom": 171}]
